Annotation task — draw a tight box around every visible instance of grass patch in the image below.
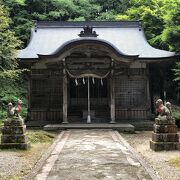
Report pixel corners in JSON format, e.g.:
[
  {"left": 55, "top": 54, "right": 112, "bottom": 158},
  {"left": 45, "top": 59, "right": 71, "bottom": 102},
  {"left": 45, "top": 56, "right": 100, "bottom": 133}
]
[
  {"left": 27, "top": 130, "right": 55, "bottom": 144},
  {"left": 168, "top": 157, "right": 180, "bottom": 168}
]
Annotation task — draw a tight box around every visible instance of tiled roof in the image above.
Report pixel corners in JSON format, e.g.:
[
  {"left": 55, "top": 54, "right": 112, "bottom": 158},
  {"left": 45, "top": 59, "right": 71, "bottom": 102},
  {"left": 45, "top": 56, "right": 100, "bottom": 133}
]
[{"left": 19, "top": 21, "right": 175, "bottom": 60}]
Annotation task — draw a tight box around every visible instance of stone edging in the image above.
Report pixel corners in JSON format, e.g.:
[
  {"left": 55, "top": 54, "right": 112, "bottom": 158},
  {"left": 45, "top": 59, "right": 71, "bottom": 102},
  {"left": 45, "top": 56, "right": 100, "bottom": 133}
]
[
  {"left": 113, "top": 131, "right": 162, "bottom": 180},
  {"left": 21, "top": 131, "right": 66, "bottom": 180}
]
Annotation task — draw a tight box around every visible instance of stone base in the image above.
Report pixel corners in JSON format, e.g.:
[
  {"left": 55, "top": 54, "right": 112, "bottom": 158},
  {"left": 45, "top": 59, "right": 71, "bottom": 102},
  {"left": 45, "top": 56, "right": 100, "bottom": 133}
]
[
  {"left": 155, "top": 119, "right": 175, "bottom": 125},
  {"left": 3, "top": 118, "right": 23, "bottom": 126},
  {"left": 0, "top": 143, "right": 30, "bottom": 150},
  {"left": 153, "top": 124, "right": 178, "bottom": 133},
  {"left": 2, "top": 125, "right": 26, "bottom": 135},
  {"left": 150, "top": 141, "right": 180, "bottom": 151},
  {"left": 0, "top": 117, "right": 30, "bottom": 150},
  {"left": 1, "top": 134, "right": 27, "bottom": 143},
  {"left": 152, "top": 132, "right": 179, "bottom": 142},
  {"left": 150, "top": 119, "right": 179, "bottom": 151}
]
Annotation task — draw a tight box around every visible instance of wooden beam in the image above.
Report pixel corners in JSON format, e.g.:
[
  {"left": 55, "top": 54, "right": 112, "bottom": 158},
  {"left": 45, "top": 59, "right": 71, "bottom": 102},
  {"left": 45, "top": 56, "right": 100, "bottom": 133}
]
[{"left": 66, "top": 57, "right": 111, "bottom": 62}]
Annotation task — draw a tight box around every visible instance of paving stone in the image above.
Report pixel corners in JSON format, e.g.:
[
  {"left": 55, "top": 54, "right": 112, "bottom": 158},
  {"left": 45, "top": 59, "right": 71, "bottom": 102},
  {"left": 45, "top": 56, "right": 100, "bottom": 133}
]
[{"left": 36, "top": 130, "right": 155, "bottom": 180}]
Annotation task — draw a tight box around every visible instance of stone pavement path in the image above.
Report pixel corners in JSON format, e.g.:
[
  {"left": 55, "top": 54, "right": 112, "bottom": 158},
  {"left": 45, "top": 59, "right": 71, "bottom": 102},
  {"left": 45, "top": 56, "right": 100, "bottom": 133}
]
[{"left": 35, "top": 130, "right": 157, "bottom": 180}]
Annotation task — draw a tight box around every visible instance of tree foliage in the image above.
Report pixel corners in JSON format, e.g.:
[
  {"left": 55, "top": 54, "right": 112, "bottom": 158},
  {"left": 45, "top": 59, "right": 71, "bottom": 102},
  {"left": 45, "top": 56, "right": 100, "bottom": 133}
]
[
  {"left": 116, "top": 0, "right": 180, "bottom": 51},
  {"left": 173, "top": 63, "right": 180, "bottom": 82},
  {"left": 0, "top": 4, "right": 24, "bottom": 88},
  {"left": 0, "top": 4, "right": 27, "bottom": 120},
  {"left": 0, "top": 4, "right": 21, "bottom": 70}
]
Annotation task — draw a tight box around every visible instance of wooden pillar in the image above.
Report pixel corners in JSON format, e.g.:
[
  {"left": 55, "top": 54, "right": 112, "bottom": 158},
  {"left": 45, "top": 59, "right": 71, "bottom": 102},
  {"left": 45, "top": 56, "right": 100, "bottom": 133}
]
[
  {"left": 62, "top": 61, "right": 68, "bottom": 124},
  {"left": 160, "top": 69, "right": 165, "bottom": 102},
  {"left": 110, "top": 60, "right": 116, "bottom": 123},
  {"left": 146, "top": 78, "right": 152, "bottom": 118},
  {"left": 28, "top": 77, "right": 31, "bottom": 109},
  {"left": 149, "top": 65, "right": 155, "bottom": 114},
  {"left": 146, "top": 67, "right": 151, "bottom": 113},
  {"left": 87, "top": 77, "right": 91, "bottom": 123},
  {"left": 27, "top": 73, "right": 31, "bottom": 121}
]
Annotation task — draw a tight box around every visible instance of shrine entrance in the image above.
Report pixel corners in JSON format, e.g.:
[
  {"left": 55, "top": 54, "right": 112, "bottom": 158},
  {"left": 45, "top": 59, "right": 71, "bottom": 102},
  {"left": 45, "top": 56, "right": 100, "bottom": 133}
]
[
  {"left": 68, "top": 77, "right": 110, "bottom": 122},
  {"left": 59, "top": 42, "right": 117, "bottom": 124}
]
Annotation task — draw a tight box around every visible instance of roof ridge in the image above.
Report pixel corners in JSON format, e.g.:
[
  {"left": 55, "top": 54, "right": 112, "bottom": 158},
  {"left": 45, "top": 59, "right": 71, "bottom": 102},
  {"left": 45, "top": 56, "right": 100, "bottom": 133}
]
[{"left": 34, "top": 20, "right": 142, "bottom": 28}]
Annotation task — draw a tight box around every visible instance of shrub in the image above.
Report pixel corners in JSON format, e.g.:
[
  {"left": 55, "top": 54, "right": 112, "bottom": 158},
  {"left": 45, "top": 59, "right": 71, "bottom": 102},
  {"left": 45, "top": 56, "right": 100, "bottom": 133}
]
[
  {"left": 172, "top": 111, "right": 180, "bottom": 128},
  {"left": 172, "top": 111, "right": 180, "bottom": 121}
]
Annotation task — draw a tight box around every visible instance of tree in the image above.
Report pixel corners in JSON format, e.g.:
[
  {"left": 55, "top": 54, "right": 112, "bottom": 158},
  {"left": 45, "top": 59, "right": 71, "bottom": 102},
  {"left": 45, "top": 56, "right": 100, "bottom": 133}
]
[
  {"left": 0, "top": 4, "right": 21, "bottom": 72},
  {"left": 115, "top": 1, "right": 165, "bottom": 42},
  {"left": 0, "top": 4, "right": 27, "bottom": 119}
]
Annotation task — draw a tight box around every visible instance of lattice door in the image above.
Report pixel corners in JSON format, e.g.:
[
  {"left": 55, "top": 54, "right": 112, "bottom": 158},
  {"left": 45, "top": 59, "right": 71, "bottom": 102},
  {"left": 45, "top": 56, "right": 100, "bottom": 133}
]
[{"left": 115, "top": 77, "right": 146, "bottom": 108}]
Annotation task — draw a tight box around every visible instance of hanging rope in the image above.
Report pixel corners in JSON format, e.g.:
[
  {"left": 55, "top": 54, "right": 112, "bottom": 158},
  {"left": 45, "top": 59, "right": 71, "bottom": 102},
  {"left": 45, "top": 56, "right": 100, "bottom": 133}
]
[{"left": 66, "top": 69, "right": 110, "bottom": 79}]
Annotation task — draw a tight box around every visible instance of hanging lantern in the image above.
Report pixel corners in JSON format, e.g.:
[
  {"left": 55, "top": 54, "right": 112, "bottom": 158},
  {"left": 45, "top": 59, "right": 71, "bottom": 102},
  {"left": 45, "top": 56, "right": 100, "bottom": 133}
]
[{"left": 75, "top": 78, "right": 78, "bottom": 86}]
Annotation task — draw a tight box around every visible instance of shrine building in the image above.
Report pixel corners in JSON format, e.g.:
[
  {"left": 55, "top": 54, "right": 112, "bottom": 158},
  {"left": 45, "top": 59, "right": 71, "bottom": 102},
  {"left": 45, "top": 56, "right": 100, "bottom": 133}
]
[{"left": 18, "top": 21, "right": 178, "bottom": 127}]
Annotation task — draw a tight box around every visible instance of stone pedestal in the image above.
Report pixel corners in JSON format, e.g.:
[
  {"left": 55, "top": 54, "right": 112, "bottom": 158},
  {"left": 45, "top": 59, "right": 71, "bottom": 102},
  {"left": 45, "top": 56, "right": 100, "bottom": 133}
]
[
  {"left": 0, "top": 117, "right": 30, "bottom": 150},
  {"left": 150, "top": 119, "right": 180, "bottom": 151}
]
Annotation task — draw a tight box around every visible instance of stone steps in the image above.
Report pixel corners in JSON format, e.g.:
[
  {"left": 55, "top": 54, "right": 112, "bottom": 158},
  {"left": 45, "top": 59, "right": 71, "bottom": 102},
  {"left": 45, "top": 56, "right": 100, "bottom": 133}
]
[{"left": 44, "top": 123, "right": 135, "bottom": 133}]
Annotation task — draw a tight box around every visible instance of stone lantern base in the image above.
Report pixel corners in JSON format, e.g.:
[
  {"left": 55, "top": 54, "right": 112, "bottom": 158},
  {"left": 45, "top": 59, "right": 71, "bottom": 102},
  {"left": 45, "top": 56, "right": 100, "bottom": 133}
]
[
  {"left": 0, "top": 117, "right": 30, "bottom": 150},
  {"left": 150, "top": 119, "right": 180, "bottom": 151}
]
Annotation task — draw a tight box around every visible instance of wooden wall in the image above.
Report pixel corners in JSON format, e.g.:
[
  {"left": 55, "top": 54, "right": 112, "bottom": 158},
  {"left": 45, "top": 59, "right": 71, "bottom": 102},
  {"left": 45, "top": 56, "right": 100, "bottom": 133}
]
[
  {"left": 28, "top": 69, "right": 63, "bottom": 123},
  {"left": 27, "top": 67, "right": 150, "bottom": 124},
  {"left": 115, "top": 68, "right": 149, "bottom": 120}
]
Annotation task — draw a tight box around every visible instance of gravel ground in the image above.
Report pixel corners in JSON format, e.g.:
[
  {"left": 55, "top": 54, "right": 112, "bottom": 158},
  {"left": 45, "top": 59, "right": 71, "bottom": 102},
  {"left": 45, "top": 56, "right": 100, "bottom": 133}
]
[
  {"left": 0, "top": 143, "right": 51, "bottom": 180},
  {"left": 121, "top": 131, "right": 180, "bottom": 180}
]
